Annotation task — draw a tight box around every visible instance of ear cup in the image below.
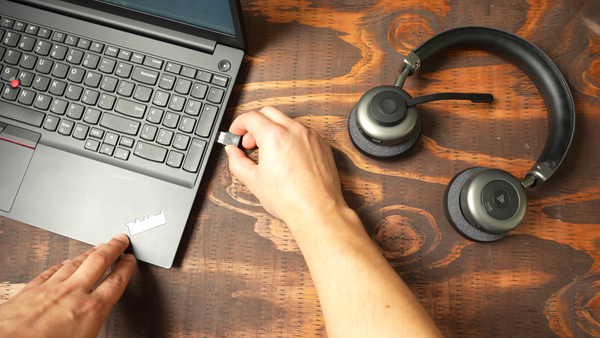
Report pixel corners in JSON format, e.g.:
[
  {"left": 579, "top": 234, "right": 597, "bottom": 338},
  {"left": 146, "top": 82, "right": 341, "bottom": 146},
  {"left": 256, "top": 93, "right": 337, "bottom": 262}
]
[
  {"left": 348, "top": 103, "right": 421, "bottom": 160},
  {"left": 443, "top": 167, "right": 509, "bottom": 242}
]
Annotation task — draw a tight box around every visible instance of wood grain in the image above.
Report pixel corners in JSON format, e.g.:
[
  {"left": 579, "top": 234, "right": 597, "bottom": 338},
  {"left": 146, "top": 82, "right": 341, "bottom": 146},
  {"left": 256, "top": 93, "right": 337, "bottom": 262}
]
[{"left": 1, "top": 0, "right": 599, "bottom": 337}]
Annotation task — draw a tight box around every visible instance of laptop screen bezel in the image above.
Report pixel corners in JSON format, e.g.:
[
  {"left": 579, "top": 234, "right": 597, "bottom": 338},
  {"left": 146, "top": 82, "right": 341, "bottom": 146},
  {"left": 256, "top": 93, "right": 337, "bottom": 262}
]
[{"left": 10, "top": 0, "right": 247, "bottom": 52}]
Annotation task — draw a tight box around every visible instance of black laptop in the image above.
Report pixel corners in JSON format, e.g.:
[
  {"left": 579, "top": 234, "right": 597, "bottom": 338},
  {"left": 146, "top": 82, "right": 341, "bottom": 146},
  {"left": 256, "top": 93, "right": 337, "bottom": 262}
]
[{"left": 0, "top": 0, "right": 246, "bottom": 268}]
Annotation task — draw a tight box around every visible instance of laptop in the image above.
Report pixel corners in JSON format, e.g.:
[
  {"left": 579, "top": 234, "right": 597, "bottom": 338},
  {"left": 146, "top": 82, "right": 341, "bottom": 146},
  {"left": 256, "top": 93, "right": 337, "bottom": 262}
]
[{"left": 0, "top": 0, "right": 247, "bottom": 268}]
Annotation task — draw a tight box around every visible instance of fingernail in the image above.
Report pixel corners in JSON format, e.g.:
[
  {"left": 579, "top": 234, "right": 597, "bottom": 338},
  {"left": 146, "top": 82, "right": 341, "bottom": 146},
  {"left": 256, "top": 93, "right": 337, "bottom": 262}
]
[
  {"left": 122, "top": 254, "right": 136, "bottom": 261},
  {"left": 94, "top": 243, "right": 104, "bottom": 249},
  {"left": 114, "top": 234, "right": 129, "bottom": 243}
]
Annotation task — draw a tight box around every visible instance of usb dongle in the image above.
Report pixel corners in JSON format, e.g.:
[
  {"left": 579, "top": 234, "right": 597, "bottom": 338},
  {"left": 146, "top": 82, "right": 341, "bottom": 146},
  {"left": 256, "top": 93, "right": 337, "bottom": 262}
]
[{"left": 216, "top": 131, "right": 242, "bottom": 147}]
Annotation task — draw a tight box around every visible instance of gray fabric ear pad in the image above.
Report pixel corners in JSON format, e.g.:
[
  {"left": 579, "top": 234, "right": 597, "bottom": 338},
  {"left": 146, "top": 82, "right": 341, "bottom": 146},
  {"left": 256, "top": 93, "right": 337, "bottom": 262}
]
[
  {"left": 443, "top": 167, "right": 508, "bottom": 242},
  {"left": 412, "top": 26, "right": 575, "bottom": 173},
  {"left": 348, "top": 104, "right": 421, "bottom": 160}
]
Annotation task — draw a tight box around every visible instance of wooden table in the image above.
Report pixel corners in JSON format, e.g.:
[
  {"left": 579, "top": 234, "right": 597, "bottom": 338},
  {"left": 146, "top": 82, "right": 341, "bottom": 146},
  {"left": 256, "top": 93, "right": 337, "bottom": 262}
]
[{"left": 2, "top": 0, "right": 600, "bottom": 336}]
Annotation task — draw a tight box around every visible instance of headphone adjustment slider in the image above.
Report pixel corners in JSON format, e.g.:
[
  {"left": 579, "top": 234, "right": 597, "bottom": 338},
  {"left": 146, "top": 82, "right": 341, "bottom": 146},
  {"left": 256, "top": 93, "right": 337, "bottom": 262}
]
[
  {"left": 400, "top": 52, "right": 421, "bottom": 76},
  {"left": 522, "top": 163, "right": 554, "bottom": 188}
]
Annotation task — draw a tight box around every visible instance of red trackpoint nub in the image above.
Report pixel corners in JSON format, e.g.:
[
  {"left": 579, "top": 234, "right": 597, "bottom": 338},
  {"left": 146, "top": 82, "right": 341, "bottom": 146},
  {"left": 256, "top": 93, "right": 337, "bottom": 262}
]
[{"left": 10, "top": 79, "right": 19, "bottom": 88}]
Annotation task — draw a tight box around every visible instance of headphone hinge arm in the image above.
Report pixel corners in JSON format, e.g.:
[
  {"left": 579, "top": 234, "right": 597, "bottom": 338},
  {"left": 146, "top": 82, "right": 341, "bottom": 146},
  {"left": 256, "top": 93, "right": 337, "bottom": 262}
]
[
  {"left": 395, "top": 52, "right": 421, "bottom": 88},
  {"left": 521, "top": 163, "right": 554, "bottom": 188}
]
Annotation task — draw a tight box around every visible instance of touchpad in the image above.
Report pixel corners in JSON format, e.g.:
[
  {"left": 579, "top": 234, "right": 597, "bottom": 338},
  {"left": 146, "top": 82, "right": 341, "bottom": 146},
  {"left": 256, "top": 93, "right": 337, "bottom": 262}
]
[{"left": 0, "top": 125, "right": 39, "bottom": 212}]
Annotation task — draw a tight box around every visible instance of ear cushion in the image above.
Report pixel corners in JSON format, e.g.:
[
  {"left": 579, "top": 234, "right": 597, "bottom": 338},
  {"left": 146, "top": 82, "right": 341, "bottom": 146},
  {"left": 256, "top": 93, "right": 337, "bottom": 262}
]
[
  {"left": 348, "top": 104, "right": 421, "bottom": 160},
  {"left": 443, "top": 167, "right": 507, "bottom": 242}
]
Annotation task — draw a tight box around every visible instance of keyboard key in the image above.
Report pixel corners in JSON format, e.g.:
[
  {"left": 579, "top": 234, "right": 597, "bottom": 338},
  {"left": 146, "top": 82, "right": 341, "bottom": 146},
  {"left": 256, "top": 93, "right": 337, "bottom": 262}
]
[
  {"left": 25, "top": 24, "right": 39, "bottom": 36},
  {"left": 34, "top": 40, "right": 52, "bottom": 56},
  {"left": 20, "top": 54, "right": 37, "bottom": 70},
  {"left": 173, "top": 133, "right": 190, "bottom": 150},
  {"left": 207, "top": 87, "right": 225, "bottom": 104},
  {"left": 115, "top": 62, "right": 133, "bottom": 78},
  {"left": 66, "top": 49, "right": 84, "bottom": 64},
  {"left": 159, "top": 74, "right": 176, "bottom": 90},
  {"left": 132, "top": 66, "right": 159, "bottom": 85},
  {"left": 51, "top": 63, "right": 69, "bottom": 78},
  {"left": 147, "top": 107, "right": 164, "bottom": 123},
  {"left": 17, "top": 89, "right": 36, "bottom": 106},
  {"left": 100, "top": 76, "right": 118, "bottom": 92},
  {"left": 0, "top": 18, "right": 14, "bottom": 28},
  {"left": 98, "top": 94, "right": 116, "bottom": 110},
  {"left": 119, "top": 137, "right": 135, "bottom": 148},
  {"left": 182, "top": 138, "right": 206, "bottom": 172},
  {"left": 3, "top": 32, "right": 20, "bottom": 47},
  {"left": 58, "top": 119, "right": 75, "bottom": 135},
  {"left": 2, "top": 86, "right": 19, "bottom": 101},
  {"left": 143, "top": 57, "right": 163, "bottom": 70},
  {"left": 83, "top": 108, "right": 101, "bottom": 124},
  {"left": 0, "top": 97, "right": 46, "bottom": 127},
  {"left": 65, "top": 84, "right": 83, "bottom": 101},
  {"left": 18, "top": 35, "right": 36, "bottom": 51},
  {"left": 180, "top": 66, "right": 196, "bottom": 79},
  {"left": 100, "top": 112, "right": 140, "bottom": 135},
  {"left": 99, "top": 58, "right": 116, "bottom": 73},
  {"left": 37, "top": 28, "right": 52, "bottom": 39},
  {"left": 131, "top": 53, "right": 144, "bottom": 64},
  {"left": 82, "top": 53, "right": 100, "bottom": 69},
  {"left": 156, "top": 129, "right": 174, "bottom": 146},
  {"left": 152, "top": 90, "right": 169, "bottom": 107},
  {"left": 89, "top": 128, "right": 104, "bottom": 139},
  {"left": 166, "top": 151, "right": 184, "bottom": 168},
  {"left": 105, "top": 46, "right": 119, "bottom": 57},
  {"left": 13, "top": 22, "right": 26, "bottom": 32},
  {"left": 49, "top": 79, "right": 67, "bottom": 96},
  {"left": 115, "top": 98, "right": 146, "bottom": 118},
  {"left": 73, "top": 124, "right": 89, "bottom": 140},
  {"left": 117, "top": 81, "right": 134, "bottom": 97},
  {"left": 134, "top": 141, "right": 167, "bottom": 162},
  {"left": 81, "top": 89, "right": 100, "bottom": 105},
  {"left": 195, "top": 104, "right": 218, "bottom": 137},
  {"left": 51, "top": 31, "right": 66, "bottom": 43},
  {"left": 114, "top": 148, "right": 130, "bottom": 160},
  {"left": 1, "top": 66, "right": 18, "bottom": 81},
  {"left": 65, "top": 35, "right": 78, "bottom": 46},
  {"left": 66, "top": 103, "right": 85, "bottom": 119},
  {"left": 17, "top": 70, "right": 35, "bottom": 87},
  {"left": 184, "top": 99, "right": 202, "bottom": 116},
  {"left": 140, "top": 124, "right": 158, "bottom": 140},
  {"left": 4, "top": 50, "right": 21, "bottom": 65},
  {"left": 34, "top": 93, "right": 52, "bottom": 110},
  {"left": 179, "top": 116, "right": 196, "bottom": 133},
  {"left": 104, "top": 132, "right": 119, "bottom": 146},
  {"left": 165, "top": 62, "right": 181, "bottom": 74},
  {"left": 168, "top": 95, "right": 185, "bottom": 111},
  {"left": 133, "top": 85, "right": 153, "bottom": 102},
  {"left": 76, "top": 39, "right": 91, "bottom": 50},
  {"left": 191, "top": 83, "right": 208, "bottom": 99},
  {"left": 99, "top": 143, "right": 115, "bottom": 156},
  {"left": 84, "top": 139, "right": 100, "bottom": 152},
  {"left": 50, "top": 98, "right": 68, "bottom": 115},
  {"left": 50, "top": 44, "right": 68, "bottom": 60},
  {"left": 163, "top": 112, "right": 180, "bottom": 128},
  {"left": 83, "top": 72, "right": 102, "bottom": 88},
  {"left": 43, "top": 115, "right": 60, "bottom": 131},
  {"left": 175, "top": 79, "right": 192, "bottom": 94},
  {"left": 117, "top": 49, "right": 131, "bottom": 60},
  {"left": 196, "top": 70, "right": 212, "bottom": 83},
  {"left": 67, "top": 67, "right": 86, "bottom": 83},
  {"left": 90, "top": 42, "right": 104, "bottom": 53},
  {"left": 35, "top": 58, "right": 53, "bottom": 74}
]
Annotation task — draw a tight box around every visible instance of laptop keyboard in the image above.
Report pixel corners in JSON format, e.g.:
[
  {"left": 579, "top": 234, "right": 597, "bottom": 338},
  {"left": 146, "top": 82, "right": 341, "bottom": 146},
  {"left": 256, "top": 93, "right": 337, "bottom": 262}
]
[{"left": 0, "top": 15, "right": 231, "bottom": 187}]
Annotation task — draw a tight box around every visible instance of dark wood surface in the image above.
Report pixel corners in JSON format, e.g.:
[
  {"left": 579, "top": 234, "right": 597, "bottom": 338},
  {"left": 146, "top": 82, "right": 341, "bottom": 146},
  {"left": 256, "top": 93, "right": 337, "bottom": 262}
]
[{"left": 2, "top": 0, "right": 600, "bottom": 336}]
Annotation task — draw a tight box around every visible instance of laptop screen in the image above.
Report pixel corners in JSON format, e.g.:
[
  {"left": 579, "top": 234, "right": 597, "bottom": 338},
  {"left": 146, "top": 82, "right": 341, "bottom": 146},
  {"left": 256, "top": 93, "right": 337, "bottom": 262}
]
[{"left": 94, "top": 0, "right": 236, "bottom": 36}]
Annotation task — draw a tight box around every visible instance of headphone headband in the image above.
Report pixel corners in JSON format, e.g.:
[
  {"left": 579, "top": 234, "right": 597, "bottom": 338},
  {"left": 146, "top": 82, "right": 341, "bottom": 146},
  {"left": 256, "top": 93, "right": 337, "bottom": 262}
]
[{"left": 401, "top": 26, "right": 575, "bottom": 186}]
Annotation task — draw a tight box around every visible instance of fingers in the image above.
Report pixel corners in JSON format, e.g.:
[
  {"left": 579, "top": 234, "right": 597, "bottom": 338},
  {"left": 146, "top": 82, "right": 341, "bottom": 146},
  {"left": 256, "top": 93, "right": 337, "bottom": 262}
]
[
  {"left": 229, "top": 106, "right": 294, "bottom": 149},
  {"left": 21, "top": 262, "right": 65, "bottom": 290},
  {"left": 69, "top": 234, "right": 131, "bottom": 291},
  {"left": 225, "top": 145, "right": 258, "bottom": 189},
  {"left": 92, "top": 253, "right": 136, "bottom": 310},
  {"left": 47, "top": 246, "right": 98, "bottom": 284}
]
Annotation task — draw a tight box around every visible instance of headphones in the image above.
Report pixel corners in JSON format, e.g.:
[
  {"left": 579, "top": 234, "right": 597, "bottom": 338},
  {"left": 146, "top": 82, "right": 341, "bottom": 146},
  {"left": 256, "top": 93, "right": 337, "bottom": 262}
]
[{"left": 348, "top": 26, "right": 576, "bottom": 242}]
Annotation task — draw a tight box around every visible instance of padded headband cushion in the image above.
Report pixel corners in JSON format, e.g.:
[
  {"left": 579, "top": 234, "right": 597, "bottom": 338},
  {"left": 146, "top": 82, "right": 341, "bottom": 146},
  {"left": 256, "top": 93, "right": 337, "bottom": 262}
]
[{"left": 411, "top": 26, "right": 575, "bottom": 172}]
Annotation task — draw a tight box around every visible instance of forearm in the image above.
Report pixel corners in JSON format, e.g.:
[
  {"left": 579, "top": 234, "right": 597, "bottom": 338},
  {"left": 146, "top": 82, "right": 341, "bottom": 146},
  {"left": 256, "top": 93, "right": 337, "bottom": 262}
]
[{"left": 287, "top": 206, "right": 443, "bottom": 338}]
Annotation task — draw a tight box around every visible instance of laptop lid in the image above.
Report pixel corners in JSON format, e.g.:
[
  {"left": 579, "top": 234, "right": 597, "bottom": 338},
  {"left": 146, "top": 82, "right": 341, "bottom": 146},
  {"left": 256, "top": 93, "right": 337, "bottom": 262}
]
[{"left": 9, "top": 0, "right": 247, "bottom": 53}]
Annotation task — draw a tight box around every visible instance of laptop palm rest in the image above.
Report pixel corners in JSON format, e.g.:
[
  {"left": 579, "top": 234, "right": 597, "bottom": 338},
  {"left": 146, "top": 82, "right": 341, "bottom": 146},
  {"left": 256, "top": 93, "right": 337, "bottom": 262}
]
[{"left": 0, "top": 124, "right": 39, "bottom": 212}]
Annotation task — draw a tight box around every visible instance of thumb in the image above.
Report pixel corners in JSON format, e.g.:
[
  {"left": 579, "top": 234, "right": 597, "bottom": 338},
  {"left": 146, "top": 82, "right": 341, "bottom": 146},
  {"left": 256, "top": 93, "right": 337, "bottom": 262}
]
[{"left": 225, "top": 145, "right": 258, "bottom": 188}]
